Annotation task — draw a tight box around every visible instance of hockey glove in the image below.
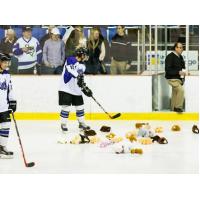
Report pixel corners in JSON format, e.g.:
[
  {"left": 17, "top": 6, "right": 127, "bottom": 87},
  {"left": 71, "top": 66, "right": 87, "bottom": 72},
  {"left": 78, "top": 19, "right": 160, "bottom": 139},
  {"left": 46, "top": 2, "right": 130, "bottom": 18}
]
[
  {"left": 77, "top": 74, "right": 85, "bottom": 88},
  {"left": 82, "top": 85, "right": 93, "bottom": 97},
  {"left": 8, "top": 100, "right": 17, "bottom": 113}
]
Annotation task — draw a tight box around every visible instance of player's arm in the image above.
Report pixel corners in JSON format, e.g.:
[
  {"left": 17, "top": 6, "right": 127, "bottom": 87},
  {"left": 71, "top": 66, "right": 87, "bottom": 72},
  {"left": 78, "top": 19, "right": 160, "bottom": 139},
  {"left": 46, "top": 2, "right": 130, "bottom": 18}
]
[
  {"left": 12, "top": 42, "right": 23, "bottom": 56},
  {"left": 7, "top": 76, "right": 17, "bottom": 112}
]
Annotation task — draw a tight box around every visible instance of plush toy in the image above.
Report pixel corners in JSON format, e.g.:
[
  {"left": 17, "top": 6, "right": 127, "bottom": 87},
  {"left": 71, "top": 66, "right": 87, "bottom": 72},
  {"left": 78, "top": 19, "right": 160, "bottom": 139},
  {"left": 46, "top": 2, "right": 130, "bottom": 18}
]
[
  {"left": 99, "top": 141, "right": 114, "bottom": 148},
  {"left": 138, "top": 137, "right": 153, "bottom": 145},
  {"left": 114, "top": 145, "right": 125, "bottom": 154},
  {"left": 70, "top": 134, "right": 90, "bottom": 144},
  {"left": 155, "top": 127, "right": 164, "bottom": 133},
  {"left": 89, "top": 136, "right": 101, "bottom": 144},
  {"left": 106, "top": 133, "right": 116, "bottom": 140},
  {"left": 130, "top": 148, "right": 143, "bottom": 154},
  {"left": 100, "top": 126, "right": 111, "bottom": 132},
  {"left": 171, "top": 125, "right": 181, "bottom": 131},
  {"left": 137, "top": 123, "right": 154, "bottom": 138},
  {"left": 111, "top": 136, "right": 123, "bottom": 143},
  {"left": 114, "top": 145, "right": 130, "bottom": 154},
  {"left": 151, "top": 135, "right": 168, "bottom": 144},
  {"left": 125, "top": 131, "right": 137, "bottom": 142},
  {"left": 83, "top": 129, "right": 97, "bottom": 136},
  {"left": 70, "top": 135, "right": 81, "bottom": 144},
  {"left": 192, "top": 125, "right": 199, "bottom": 134},
  {"left": 135, "top": 123, "right": 146, "bottom": 129}
]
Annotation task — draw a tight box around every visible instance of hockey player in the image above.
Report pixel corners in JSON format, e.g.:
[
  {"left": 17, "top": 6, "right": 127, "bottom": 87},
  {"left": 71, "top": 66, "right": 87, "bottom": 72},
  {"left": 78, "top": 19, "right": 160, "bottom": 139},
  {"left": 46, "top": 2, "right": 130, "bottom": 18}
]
[
  {"left": 59, "top": 47, "right": 93, "bottom": 133},
  {"left": 0, "top": 53, "right": 17, "bottom": 159}
]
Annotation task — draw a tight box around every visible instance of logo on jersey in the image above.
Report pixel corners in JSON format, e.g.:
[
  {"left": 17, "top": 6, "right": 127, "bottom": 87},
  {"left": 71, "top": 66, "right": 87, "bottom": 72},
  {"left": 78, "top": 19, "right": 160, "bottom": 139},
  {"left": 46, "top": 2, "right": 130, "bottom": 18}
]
[
  {"left": 0, "top": 80, "right": 7, "bottom": 90},
  {"left": 25, "top": 44, "right": 35, "bottom": 57}
]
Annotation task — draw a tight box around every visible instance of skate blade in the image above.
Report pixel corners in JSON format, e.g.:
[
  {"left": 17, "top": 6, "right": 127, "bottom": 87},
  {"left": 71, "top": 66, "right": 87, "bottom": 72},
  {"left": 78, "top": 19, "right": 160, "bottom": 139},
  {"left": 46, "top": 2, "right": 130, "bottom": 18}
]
[{"left": 0, "top": 154, "right": 14, "bottom": 159}]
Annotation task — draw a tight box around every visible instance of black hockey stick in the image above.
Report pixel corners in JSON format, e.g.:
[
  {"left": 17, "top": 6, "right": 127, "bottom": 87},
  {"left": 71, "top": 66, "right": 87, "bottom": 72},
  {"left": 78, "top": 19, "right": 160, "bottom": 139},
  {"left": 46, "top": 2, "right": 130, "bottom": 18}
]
[
  {"left": 11, "top": 111, "right": 35, "bottom": 168},
  {"left": 91, "top": 96, "right": 121, "bottom": 119}
]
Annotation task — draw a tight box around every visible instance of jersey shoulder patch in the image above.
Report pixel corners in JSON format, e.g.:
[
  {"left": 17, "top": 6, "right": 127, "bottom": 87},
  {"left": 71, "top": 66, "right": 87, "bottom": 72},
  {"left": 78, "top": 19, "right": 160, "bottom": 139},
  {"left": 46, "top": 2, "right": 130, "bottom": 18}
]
[{"left": 66, "top": 56, "right": 77, "bottom": 65}]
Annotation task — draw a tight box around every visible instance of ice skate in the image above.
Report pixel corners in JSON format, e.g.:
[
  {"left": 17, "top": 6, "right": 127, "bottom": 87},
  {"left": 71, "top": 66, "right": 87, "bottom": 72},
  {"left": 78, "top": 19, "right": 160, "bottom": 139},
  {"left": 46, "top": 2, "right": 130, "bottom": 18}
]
[{"left": 0, "top": 145, "right": 14, "bottom": 159}]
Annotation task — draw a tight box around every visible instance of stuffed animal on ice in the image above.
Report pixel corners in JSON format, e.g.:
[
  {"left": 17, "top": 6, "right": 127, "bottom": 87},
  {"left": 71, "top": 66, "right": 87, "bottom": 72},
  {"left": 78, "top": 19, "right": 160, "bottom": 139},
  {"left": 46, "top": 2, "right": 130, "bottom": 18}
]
[
  {"left": 125, "top": 131, "right": 137, "bottom": 142},
  {"left": 130, "top": 148, "right": 143, "bottom": 154},
  {"left": 138, "top": 137, "right": 153, "bottom": 145},
  {"left": 155, "top": 126, "right": 164, "bottom": 133},
  {"left": 113, "top": 145, "right": 143, "bottom": 155},
  {"left": 113, "top": 145, "right": 130, "bottom": 154},
  {"left": 137, "top": 123, "right": 154, "bottom": 137},
  {"left": 106, "top": 133, "right": 116, "bottom": 140},
  {"left": 111, "top": 136, "right": 123, "bottom": 143},
  {"left": 135, "top": 123, "right": 146, "bottom": 129},
  {"left": 89, "top": 136, "right": 101, "bottom": 144},
  {"left": 171, "top": 125, "right": 181, "bottom": 132},
  {"left": 70, "top": 135, "right": 81, "bottom": 144}
]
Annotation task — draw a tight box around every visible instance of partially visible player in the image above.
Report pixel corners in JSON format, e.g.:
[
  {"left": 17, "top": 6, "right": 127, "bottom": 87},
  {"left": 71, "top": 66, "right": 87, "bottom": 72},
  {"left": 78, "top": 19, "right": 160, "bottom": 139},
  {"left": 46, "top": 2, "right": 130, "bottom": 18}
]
[
  {"left": 0, "top": 53, "right": 17, "bottom": 159},
  {"left": 59, "top": 47, "right": 93, "bottom": 133}
]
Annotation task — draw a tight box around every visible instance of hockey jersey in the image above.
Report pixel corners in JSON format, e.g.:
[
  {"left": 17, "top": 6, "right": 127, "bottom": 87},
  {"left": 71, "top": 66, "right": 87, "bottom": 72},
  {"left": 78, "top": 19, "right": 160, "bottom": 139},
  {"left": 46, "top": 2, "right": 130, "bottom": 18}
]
[
  {"left": 13, "top": 37, "right": 42, "bottom": 70},
  {"left": 59, "top": 56, "right": 85, "bottom": 96},
  {"left": 0, "top": 70, "right": 15, "bottom": 113}
]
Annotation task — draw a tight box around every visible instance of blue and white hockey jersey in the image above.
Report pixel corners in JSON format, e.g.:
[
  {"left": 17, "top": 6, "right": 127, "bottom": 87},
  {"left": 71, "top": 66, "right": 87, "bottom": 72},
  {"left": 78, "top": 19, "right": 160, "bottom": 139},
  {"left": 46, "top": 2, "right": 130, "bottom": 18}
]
[
  {"left": 13, "top": 37, "right": 42, "bottom": 70},
  {"left": 59, "top": 56, "right": 85, "bottom": 96},
  {"left": 0, "top": 70, "right": 15, "bottom": 113}
]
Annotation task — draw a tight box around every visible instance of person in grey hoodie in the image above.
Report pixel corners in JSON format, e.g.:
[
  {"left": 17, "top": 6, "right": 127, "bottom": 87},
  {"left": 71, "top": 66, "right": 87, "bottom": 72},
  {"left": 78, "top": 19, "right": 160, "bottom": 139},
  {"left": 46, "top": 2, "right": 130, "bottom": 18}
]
[{"left": 42, "top": 27, "right": 65, "bottom": 74}]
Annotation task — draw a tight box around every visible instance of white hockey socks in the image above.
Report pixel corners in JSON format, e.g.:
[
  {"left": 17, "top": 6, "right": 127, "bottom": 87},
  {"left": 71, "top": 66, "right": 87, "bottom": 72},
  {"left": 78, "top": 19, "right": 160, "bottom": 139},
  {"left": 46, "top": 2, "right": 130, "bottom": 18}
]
[
  {"left": 0, "top": 122, "right": 11, "bottom": 147},
  {"left": 75, "top": 105, "right": 85, "bottom": 123},
  {"left": 60, "top": 106, "right": 70, "bottom": 126}
]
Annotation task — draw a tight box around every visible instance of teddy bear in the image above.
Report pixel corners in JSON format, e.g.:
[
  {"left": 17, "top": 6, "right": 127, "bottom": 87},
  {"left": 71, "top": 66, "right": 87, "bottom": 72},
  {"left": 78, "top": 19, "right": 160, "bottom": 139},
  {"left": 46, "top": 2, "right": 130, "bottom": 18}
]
[
  {"left": 171, "top": 125, "right": 181, "bottom": 131},
  {"left": 89, "top": 136, "right": 101, "bottom": 144},
  {"left": 138, "top": 137, "right": 153, "bottom": 145},
  {"left": 154, "top": 126, "right": 164, "bottom": 133},
  {"left": 130, "top": 148, "right": 143, "bottom": 154},
  {"left": 106, "top": 133, "right": 116, "bottom": 140},
  {"left": 125, "top": 131, "right": 137, "bottom": 142},
  {"left": 137, "top": 123, "right": 154, "bottom": 138}
]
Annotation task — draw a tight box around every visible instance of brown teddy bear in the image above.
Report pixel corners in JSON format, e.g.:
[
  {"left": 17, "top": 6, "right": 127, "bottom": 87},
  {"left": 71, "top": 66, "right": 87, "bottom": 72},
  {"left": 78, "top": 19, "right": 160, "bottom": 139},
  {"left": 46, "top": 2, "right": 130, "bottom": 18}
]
[{"left": 171, "top": 125, "right": 181, "bottom": 131}]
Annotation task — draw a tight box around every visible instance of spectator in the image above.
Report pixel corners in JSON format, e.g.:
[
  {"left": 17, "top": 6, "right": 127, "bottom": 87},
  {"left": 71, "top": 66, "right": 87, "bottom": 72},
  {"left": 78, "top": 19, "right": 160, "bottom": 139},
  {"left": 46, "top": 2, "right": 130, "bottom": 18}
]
[
  {"left": 40, "top": 25, "right": 55, "bottom": 49},
  {"left": 165, "top": 42, "right": 187, "bottom": 113},
  {"left": 42, "top": 27, "right": 65, "bottom": 74},
  {"left": 65, "top": 25, "right": 86, "bottom": 57},
  {"left": 85, "top": 28, "right": 106, "bottom": 74},
  {"left": 110, "top": 25, "right": 132, "bottom": 74},
  {"left": 0, "top": 29, "right": 18, "bottom": 74},
  {"left": 13, "top": 26, "right": 42, "bottom": 74}
]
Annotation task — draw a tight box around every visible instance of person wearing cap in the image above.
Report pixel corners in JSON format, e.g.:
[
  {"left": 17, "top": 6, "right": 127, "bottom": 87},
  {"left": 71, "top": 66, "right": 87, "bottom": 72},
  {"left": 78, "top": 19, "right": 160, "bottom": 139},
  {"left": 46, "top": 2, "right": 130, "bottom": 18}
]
[
  {"left": 42, "top": 27, "right": 65, "bottom": 74},
  {"left": 12, "top": 26, "right": 42, "bottom": 74},
  {"left": 0, "top": 53, "right": 17, "bottom": 158},
  {"left": 0, "top": 29, "right": 18, "bottom": 74}
]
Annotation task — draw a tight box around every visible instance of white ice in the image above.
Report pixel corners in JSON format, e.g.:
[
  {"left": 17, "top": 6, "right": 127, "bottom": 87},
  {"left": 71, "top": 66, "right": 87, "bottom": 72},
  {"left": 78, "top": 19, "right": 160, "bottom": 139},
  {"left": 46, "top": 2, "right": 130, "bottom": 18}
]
[{"left": 0, "top": 120, "right": 199, "bottom": 174}]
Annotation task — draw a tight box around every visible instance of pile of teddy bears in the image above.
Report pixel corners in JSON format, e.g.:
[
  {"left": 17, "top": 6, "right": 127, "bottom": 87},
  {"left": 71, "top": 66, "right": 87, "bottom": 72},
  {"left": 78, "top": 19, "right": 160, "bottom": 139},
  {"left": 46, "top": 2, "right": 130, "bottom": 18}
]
[
  {"left": 66, "top": 122, "right": 176, "bottom": 155},
  {"left": 60, "top": 122, "right": 198, "bottom": 155}
]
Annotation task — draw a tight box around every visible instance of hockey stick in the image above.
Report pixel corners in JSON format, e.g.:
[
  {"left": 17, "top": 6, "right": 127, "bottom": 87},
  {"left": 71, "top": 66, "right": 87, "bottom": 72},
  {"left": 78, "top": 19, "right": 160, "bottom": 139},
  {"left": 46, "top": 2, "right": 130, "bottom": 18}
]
[
  {"left": 91, "top": 96, "right": 121, "bottom": 119},
  {"left": 11, "top": 111, "right": 35, "bottom": 168}
]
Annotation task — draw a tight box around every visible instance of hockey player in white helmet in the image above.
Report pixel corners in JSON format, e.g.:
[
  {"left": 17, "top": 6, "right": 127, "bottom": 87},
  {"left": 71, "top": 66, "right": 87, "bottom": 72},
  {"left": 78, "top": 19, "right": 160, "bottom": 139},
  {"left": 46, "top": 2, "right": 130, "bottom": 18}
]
[
  {"left": 58, "top": 47, "right": 92, "bottom": 133},
  {"left": 0, "top": 53, "right": 17, "bottom": 159}
]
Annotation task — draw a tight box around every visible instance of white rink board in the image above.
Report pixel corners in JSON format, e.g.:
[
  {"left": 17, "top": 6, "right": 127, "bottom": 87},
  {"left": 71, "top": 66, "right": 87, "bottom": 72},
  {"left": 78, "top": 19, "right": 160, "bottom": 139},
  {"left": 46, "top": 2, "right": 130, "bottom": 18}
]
[
  {"left": 12, "top": 75, "right": 152, "bottom": 113},
  {"left": 11, "top": 75, "right": 198, "bottom": 113}
]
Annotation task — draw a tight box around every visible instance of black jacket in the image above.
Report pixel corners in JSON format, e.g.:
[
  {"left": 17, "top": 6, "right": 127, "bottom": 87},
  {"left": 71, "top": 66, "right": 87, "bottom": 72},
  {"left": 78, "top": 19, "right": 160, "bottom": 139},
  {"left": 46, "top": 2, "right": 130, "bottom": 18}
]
[
  {"left": 110, "top": 34, "right": 132, "bottom": 63},
  {"left": 165, "top": 52, "right": 185, "bottom": 80}
]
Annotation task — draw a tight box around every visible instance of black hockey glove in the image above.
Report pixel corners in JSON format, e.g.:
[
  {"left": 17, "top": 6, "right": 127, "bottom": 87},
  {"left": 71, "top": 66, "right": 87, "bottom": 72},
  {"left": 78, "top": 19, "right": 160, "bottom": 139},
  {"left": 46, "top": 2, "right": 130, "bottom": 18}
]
[
  {"left": 82, "top": 85, "right": 93, "bottom": 97},
  {"left": 8, "top": 100, "right": 17, "bottom": 113},
  {"left": 77, "top": 74, "right": 85, "bottom": 88}
]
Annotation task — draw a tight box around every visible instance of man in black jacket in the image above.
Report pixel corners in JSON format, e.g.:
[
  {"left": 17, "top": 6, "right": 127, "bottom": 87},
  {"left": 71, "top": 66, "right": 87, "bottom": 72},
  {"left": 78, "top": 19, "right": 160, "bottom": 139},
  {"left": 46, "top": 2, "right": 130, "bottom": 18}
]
[{"left": 165, "top": 42, "right": 187, "bottom": 113}]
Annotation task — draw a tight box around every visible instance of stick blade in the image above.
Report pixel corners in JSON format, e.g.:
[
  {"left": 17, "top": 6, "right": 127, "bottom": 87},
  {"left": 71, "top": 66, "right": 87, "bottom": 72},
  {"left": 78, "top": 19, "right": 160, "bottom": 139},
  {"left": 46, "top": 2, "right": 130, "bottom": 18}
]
[
  {"left": 111, "top": 113, "right": 121, "bottom": 119},
  {"left": 26, "top": 162, "right": 35, "bottom": 167}
]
